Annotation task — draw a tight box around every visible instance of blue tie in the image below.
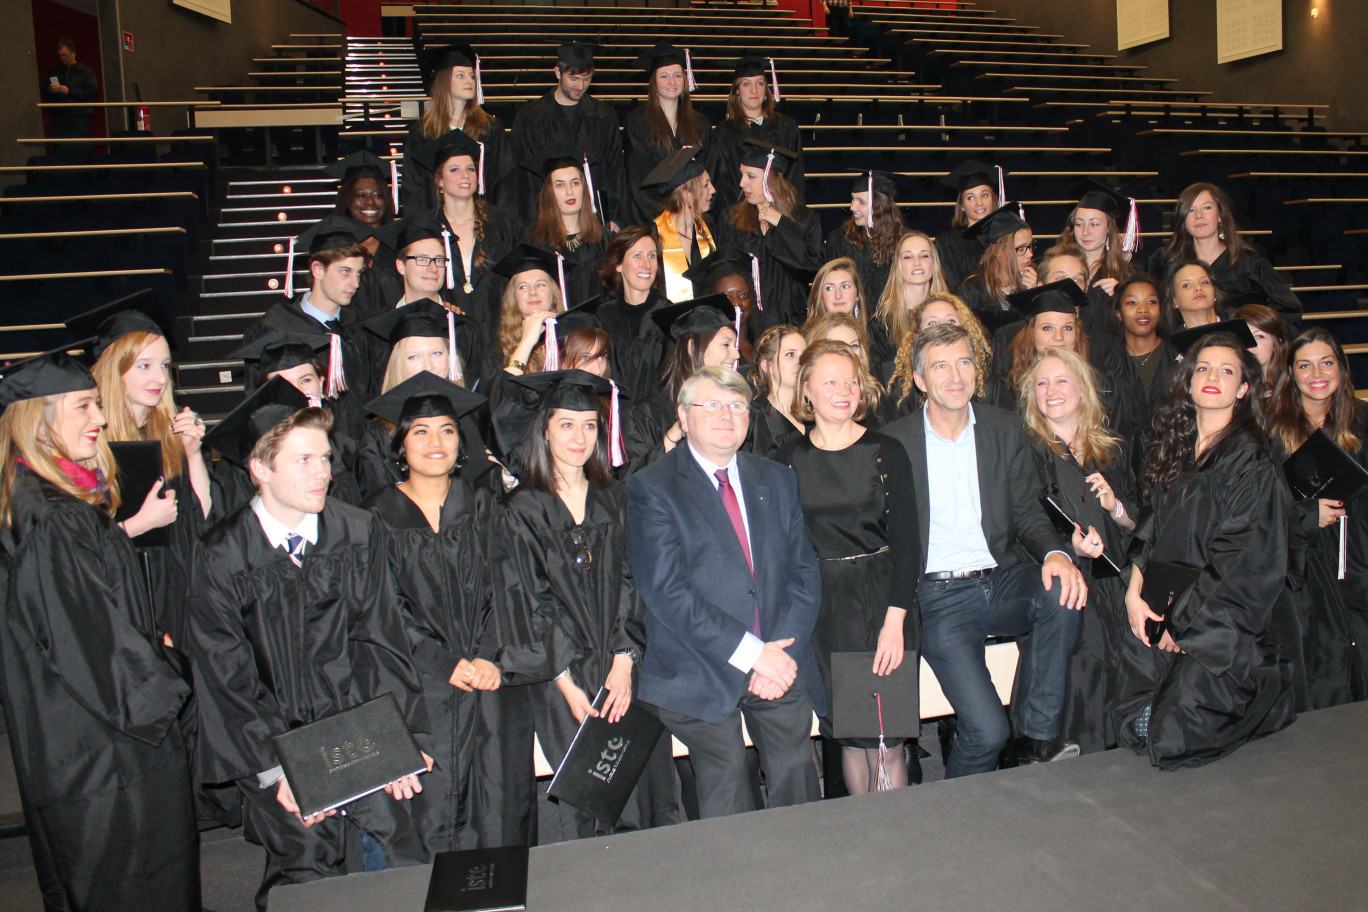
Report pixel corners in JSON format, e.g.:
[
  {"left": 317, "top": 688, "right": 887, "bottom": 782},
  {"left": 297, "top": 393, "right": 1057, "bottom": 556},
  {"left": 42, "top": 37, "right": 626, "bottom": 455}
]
[{"left": 285, "top": 532, "right": 306, "bottom": 561}]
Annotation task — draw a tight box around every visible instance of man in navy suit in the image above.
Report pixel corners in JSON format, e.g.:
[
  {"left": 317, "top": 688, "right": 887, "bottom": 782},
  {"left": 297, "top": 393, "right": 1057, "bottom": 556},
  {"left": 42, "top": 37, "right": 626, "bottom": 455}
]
[{"left": 628, "top": 365, "right": 824, "bottom": 818}]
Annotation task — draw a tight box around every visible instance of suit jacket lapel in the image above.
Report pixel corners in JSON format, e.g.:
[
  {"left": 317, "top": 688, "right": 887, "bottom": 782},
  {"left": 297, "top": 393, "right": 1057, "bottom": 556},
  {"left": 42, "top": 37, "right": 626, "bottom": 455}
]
[
  {"left": 907, "top": 410, "right": 932, "bottom": 558},
  {"left": 676, "top": 447, "right": 752, "bottom": 575},
  {"left": 972, "top": 404, "right": 995, "bottom": 546}
]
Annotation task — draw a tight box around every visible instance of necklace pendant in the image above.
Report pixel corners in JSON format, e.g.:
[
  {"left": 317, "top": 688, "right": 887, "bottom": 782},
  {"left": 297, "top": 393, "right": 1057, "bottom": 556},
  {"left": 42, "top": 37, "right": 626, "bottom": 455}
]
[{"left": 463, "top": 281, "right": 474, "bottom": 294}]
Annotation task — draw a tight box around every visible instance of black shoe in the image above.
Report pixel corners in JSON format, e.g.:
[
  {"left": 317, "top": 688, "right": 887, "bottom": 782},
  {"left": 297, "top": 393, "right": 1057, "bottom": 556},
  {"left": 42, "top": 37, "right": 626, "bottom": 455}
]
[{"left": 1015, "top": 736, "right": 1081, "bottom": 764}]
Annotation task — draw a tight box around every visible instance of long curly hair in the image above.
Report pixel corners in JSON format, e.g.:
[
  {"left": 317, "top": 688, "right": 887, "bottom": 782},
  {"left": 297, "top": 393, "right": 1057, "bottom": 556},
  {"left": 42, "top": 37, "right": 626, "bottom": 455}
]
[
  {"left": 498, "top": 269, "right": 564, "bottom": 369},
  {"left": 1267, "top": 327, "right": 1361, "bottom": 456},
  {"left": 839, "top": 191, "right": 905, "bottom": 270},
  {"left": 1018, "top": 346, "right": 1119, "bottom": 469},
  {"left": 1139, "top": 333, "right": 1266, "bottom": 497},
  {"left": 91, "top": 331, "right": 184, "bottom": 480},
  {"left": 874, "top": 230, "right": 949, "bottom": 353},
  {"left": 888, "top": 292, "right": 990, "bottom": 407}
]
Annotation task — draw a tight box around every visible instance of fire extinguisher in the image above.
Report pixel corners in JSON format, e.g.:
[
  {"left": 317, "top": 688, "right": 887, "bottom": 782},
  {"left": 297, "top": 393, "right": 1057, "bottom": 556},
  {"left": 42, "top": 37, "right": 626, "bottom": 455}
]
[{"left": 132, "top": 83, "right": 150, "bottom": 132}]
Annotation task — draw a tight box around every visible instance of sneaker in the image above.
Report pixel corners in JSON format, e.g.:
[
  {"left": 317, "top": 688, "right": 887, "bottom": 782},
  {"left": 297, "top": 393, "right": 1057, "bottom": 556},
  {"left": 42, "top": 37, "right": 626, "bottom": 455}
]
[{"left": 1016, "top": 736, "right": 1082, "bottom": 764}]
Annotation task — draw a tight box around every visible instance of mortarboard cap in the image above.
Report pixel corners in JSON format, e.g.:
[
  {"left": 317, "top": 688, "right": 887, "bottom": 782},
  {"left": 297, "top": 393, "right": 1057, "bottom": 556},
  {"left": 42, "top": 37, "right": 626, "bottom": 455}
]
[
  {"left": 410, "top": 129, "right": 483, "bottom": 176},
  {"left": 324, "top": 150, "right": 388, "bottom": 184},
  {"left": 941, "top": 160, "right": 1002, "bottom": 194},
  {"left": 372, "top": 213, "right": 447, "bottom": 254},
  {"left": 417, "top": 43, "right": 479, "bottom": 90},
  {"left": 551, "top": 300, "right": 603, "bottom": 344},
  {"left": 1071, "top": 179, "right": 1129, "bottom": 224},
  {"left": 0, "top": 350, "right": 96, "bottom": 413},
  {"left": 364, "top": 370, "right": 486, "bottom": 426},
  {"left": 632, "top": 42, "right": 688, "bottom": 75},
  {"left": 63, "top": 289, "right": 173, "bottom": 361},
  {"left": 1007, "top": 279, "right": 1090, "bottom": 319},
  {"left": 1169, "top": 319, "right": 1259, "bottom": 356},
  {"left": 230, "top": 330, "right": 331, "bottom": 376},
  {"left": 520, "top": 142, "right": 596, "bottom": 181},
  {"left": 492, "top": 243, "right": 561, "bottom": 281},
  {"left": 962, "top": 203, "right": 1029, "bottom": 248},
  {"left": 295, "top": 214, "right": 373, "bottom": 257},
  {"left": 850, "top": 170, "right": 905, "bottom": 200},
  {"left": 556, "top": 42, "right": 595, "bottom": 71},
  {"left": 202, "top": 376, "right": 310, "bottom": 466},
  {"left": 361, "top": 298, "right": 465, "bottom": 346},
  {"left": 738, "top": 139, "right": 799, "bottom": 178},
  {"left": 507, "top": 368, "right": 614, "bottom": 412},
  {"left": 650, "top": 293, "right": 735, "bottom": 340},
  {"left": 639, "top": 145, "right": 705, "bottom": 193},
  {"left": 682, "top": 245, "right": 751, "bottom": 285}
]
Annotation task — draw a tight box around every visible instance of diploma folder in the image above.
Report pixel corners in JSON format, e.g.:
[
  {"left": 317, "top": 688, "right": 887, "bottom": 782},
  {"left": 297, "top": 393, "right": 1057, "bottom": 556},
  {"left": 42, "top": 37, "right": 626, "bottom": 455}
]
[
  {"left": 1040, "top": 492, "right": 1124, "bottom": 579},
  {"left": 109, "top": 440, "right": 171, "bottom": 548},
  {"left": 424, "top": 845, "right": 529, "bottom": 912},
  {"left": 546, "top": 688, "right": 665, "bottom": 823},
  {"left": 830, "top": 651, "right": 920, "bottom": 740},
  {"left": 270, "top": 693, "right": 425, "bottom": 818},
  {"left": 1282, "top": 429, "right": 1368, "bottom": 503},
  {"left": 1140, "top": 559, "right": 1202, "bottom": 645}
]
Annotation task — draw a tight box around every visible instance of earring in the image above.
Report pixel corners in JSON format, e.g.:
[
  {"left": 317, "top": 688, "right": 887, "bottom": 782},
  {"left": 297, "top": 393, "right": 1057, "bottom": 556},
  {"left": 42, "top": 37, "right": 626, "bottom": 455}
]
[
  {"left": 853, "top": 303, "right": 860, "bottom": 318},
  {"left": 1218, "top": 223, "right": 1225, "bottom": 241},
  {"left": 1104, "top": 238, "right": 1110, "bottom": 252},
  {"left": 803, "top": 395, "right": 813, "bottom": 408}
]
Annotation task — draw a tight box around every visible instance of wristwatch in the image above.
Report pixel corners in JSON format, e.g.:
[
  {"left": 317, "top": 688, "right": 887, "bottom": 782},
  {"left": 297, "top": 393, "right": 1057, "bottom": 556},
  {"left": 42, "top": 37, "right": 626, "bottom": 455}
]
[
  {"left": 614, "top": 647, "right": 643, "bottom": 664},
  {"left": 506, "top": 358, "right": 526, "bottom": 371}
]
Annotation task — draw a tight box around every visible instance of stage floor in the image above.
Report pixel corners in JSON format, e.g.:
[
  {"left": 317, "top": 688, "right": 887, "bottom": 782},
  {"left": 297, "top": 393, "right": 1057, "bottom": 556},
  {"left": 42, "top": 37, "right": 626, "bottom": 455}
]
[{"left": 272, "top": 701, "right": 1368, "bottom": 912}]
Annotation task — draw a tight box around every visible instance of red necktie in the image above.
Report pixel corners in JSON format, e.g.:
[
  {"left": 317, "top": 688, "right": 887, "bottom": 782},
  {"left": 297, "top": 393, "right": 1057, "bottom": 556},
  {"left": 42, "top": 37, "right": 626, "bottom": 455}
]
[{"left": 716, "top": 468, "right": 760, "bottom": 636}]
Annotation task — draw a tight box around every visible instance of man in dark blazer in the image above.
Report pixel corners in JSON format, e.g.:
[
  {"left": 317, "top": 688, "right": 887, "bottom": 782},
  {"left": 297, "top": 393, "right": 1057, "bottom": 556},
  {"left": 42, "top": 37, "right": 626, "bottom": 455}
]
[
  {"left": 883, "top": 322, "right": 1087, "bottom": 778},
  {"left": 628, "top": 365, "right": 824, "bottom": 818}
]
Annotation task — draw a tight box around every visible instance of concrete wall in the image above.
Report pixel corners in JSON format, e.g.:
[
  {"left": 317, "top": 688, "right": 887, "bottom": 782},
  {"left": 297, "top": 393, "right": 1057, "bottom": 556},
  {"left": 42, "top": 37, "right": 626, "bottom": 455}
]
[
  {"left": 2, "top": 0, "right": 46, "bottom": 169},
  {"left": 984, "top": 0, "right": 1364, "bottom": 132}
]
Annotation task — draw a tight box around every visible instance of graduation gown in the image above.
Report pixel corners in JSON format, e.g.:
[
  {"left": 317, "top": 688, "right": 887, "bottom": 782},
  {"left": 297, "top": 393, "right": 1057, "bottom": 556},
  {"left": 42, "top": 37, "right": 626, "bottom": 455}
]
[
  {"left": 935, "top": 226, "right": 981, "bottom": 291},
  {"left": 365, "top": 481, "right": 520, "bottom": 852},
  {"left": 492, "top": 484, "right": 683, "bottom": 837},
  {"left": 716, "top": 210, "right": 823, "bottom": 329},
  {"left": 1112, "top": 432, "right": 1297, "bottom": 768},
  {"left": 1148, "top": 247, "right": 1302, "bottom": 328},
  {"left": 745, "top": 396, "right": 804, "bottom": 461},
  {"left": 436, "top": 204, "right": 520, "bottom": 333},
  {"left": 597, "top": 290, "right": 673, "bottom": 404},
  {"left": 0, "top": 471, "right": 198, "bottom": 912},
  {"left": 401, "top": 119, "right": 511, "bottom": 216},
  {"left": 711, "top": 114, "right": 804, "bottom": 213},
  {"left": 508, "top": 92, "right": 629, "bottom": 227},
  {"left": 209, "top": 407, "right": 364, "bottom": 518},
  {"left": 623, "top": 105, "right": 713, "bottom": 224},
  {"left": 955, "top": 273, "right": 1024, "bottom": 336},
  {"left": 1111, "top": 340, "right": 1179, "bottom": 464}
]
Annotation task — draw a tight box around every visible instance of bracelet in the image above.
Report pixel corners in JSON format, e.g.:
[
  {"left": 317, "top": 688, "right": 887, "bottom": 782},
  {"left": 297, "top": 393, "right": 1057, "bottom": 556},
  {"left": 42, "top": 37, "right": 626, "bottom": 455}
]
[{"left": 506, "top": 358, "right": 526, "bottom": 371}]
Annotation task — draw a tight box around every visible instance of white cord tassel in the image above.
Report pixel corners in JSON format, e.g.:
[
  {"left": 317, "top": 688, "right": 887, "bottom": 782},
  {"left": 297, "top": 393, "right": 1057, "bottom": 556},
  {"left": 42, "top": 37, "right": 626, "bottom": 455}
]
[
  {"left": 866, "top": 171, "right": 874, "bottom": 238},
  {"left": 283, "top": 236, "right": 296, "bottom": 298},
  {"left": 749, "top": 252, "right": 764, "bottom": 312},
  {"left": 543, "top": 316, "right": 560, "bottom": 371},
  {"left": 684, "top": 49, "right": 697, "bottom": 93},
  {"left": 476, "top": 141, "right": 486, "bottom": 196},
  {"left": 442, "top": 228, "right": 455, "bottom": 290},
  {"left": 768, "top": 57, "right": 781, "bottom": 103},
  {"left": 874, "top": 693, "right": 894, "bottom": 793},
  {"left": 1018, "top": 202, "right": 1026, "bottom": 221},
  {"left": 474, "top": 54, "right": 484, "bottom": 106},
  {"left": 996, "top": 164, "right": 1006, "bottom": 204},
  {"left": 733, "top": 304, "right": 743, "bottom": 346},
  {"left": 390, "top": 159, "right": 400, "bottom": 215},
  {"left": 556, "top": 252, "right": 568, "bottom": 308},
  {"left": 762, "top": 150, "right": 775, "bottom": 204},
  {"left": 582, "top": 153, "right": 597, "bottom": 214},
  {"left": 609, "top": 380, "right": 626, "bottom": 468},
  {"left": 1122, "top": 197, "right": 1142, "bottom": 254},
  {"left": 446, "top": 309, "right": 459, "bottom": 383},
  {"left": 326, "top": 334, "right": 346, "bottom": 397}
]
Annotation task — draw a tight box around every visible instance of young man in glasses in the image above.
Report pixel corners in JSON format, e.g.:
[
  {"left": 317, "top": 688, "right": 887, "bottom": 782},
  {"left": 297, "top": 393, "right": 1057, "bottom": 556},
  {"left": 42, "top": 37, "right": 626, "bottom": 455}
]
[{"left": 627, "top": 365, "right": 825, "bottom": 818}]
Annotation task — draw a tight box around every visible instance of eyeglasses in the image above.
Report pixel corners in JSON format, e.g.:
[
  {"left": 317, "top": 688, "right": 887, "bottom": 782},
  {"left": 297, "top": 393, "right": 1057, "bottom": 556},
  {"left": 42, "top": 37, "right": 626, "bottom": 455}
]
[
  {"left": 1014, "top": 243, "right": 1036, "bottom": 258},
  {"left": 689, "top": 400, "right": 750, "bottom": 417},
  {"left": 405, "top": 255, "right": 450, "bottom": 267},
  {"left": 570, "top": 526, "right": 593, "bottom": 570}
]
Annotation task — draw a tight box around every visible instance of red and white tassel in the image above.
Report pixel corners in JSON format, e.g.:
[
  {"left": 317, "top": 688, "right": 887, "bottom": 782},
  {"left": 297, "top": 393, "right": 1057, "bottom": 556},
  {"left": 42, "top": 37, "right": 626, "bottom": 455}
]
[
  {"left": 441, "top": 228, "right": 455, "bottom": 290},
  {"left": 768, "top": 57, "right": 782, "bottom": 103},
  {"left": 733, "top": 304, "right": 743, "bottom": 347},
  {"left": 1122, "top": 197, "right": 1142, "bottom": 254},
  {"left": 543, "top": 316, "right": 560, "bottom": 371},
  {"left": 609, "top": 380, "right": 627, "bottom": 467},
  {"left": 582, "top": 153, "right": 597, "bottom": 214},
  {"left": 684, "top": 49, "right": 697, "bottom": 93},
  {"left": 390, "top": 159, "right": 400, "bottom": 215},
  {"left": 555, "top": 251, "right": 568, "bottom": 308},
  {"left": 762, "top": 149, "right": 776, "bottom": 204},
  {"left": 283, "top": 235, "right": 296, "bottom": 298},
  {"left": 326, "top": 333, "right": 347, "bottom": 397},
  {"left": 749, "top": 252, "right": 764, "bottom": 312},
  {"left": 476, "top": 141, "right": 486, "bottom": 196},
  {"left": 866, "top": 171, "right": 874, "bottom": 237},
  {"left": 474, "top": 54, "right": 484, "bottom": 106},
  {"left": 446, "top": 309, "right": 460, "bottom": 383}
]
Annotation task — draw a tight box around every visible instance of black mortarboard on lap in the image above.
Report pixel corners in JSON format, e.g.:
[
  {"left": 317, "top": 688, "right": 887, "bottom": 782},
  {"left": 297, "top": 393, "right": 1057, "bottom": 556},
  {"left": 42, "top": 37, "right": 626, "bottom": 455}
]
[
  {"left": 556, "top": 42, "right": 595, "bottom": 72},
  {"left": 730, "top": 53, "right": 782, "bottom": 101},
  {"left": 417, "top": 43, "right": 484, "bottom": 103},
  {"left": 361, "top": 298, "right": 467, "bottom": 384},
  {"left": 1169, "top": 319, "right": 1259, "bottom": 356},
  {"left": 64, "top": 288, "right": 173, "bottom": 361},
  {"left": 0, "top": 350, "right": 96, "bottom": 413},
  {"left": 651, "top": 293, "right": 736, "bottom": 340},
  {"left": 1283, "top": 429, "right": 1368, "bottom": 503},
  {"left": 202, "top": 376, "right": 310, "bottom": 467},
  {"left": 230, "top": 330, "right": 331, "bottom": 378},
  {"left": 962, "top": 203, "right": 1029, "bottom": 248},
  {"left": 639, "top": 145, "right": 705, "bottom": 193},
  {"left": 1071, "top": 178, "right": 1142, "bottom": 254},
  {"left": 941, "top": 160, "right": 1003, "bottom": 195},
  {"left": 1007, "top": 279, "right": 1090, "bottom": 319},
  {"left": 281, "top": 215, "right": 373, "bottom": 299},
  {"left": 364, "top": 370, "right": 486, "bottom": 426}
]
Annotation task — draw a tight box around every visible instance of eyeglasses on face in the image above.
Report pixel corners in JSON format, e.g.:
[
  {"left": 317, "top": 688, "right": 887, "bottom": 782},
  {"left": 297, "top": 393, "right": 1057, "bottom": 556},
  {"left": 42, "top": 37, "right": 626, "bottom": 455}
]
[
  {"left": 1014, "top": 242, "right": 1037, "bottom": 258},
  {"left": 405, "top": 255, "right": 449, "bottom": 267},
  {"left": 689, "top": 400, "right": 750, "bottom": 417}
]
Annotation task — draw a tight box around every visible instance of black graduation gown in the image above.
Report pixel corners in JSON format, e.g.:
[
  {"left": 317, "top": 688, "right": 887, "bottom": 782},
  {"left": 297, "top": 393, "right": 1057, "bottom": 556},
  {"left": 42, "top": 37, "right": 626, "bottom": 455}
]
[
  {"left": 1148, "top": 247, "right": 1302, "bottom": 328},
  {"left": 1111, "top": 340, "right": 1179, "bottom": 464},
  {"left": 597, "top": 290, "right": 673, "bottom": 405},
  {"left": 988, "top": 321, "right": 1131, "bottom": 428},
  {"left": 492, "top": 484, "right": 683, "bottom": 837},
  {"left": 745, "top": 396, "right": 804, "bottom": 461},
  {"left": 365, "top": 481, "right": 521, "bottom": 852},
  {"left": 954, "top": 273, "right": 1023, "bottom": 336},
  {"left": 716, "top": 211, "right": 823, "bottom": 329},
  {"left": 936, "top": 226, "right": 981, "bottom": 291},
  {"left": 401, "top": 119, "right": 511, "bottom": 216},
  {"left": 711, "top": 114, "right": 804, "bottom": 213},
  {"left": 1112, "top": 432, "right": 1297, "bottom": 769},
  {"left": 508, "top": 93, "right": 629, "bottom": 227},
  {"left": 187, "top": 499, "right": 430, "bottom": 897},
  {"left": 436, "top": 204, "right": 519, "bottom": 333},
  {"left": 0, "top": 472, "right": 198, "bottom": 912},
  {"left": 519, "top": 235, "right": 606, "bottom": 310},
  {"left": 241, "top": 297, "right": 374, "bottom": 425},
  {"left": 823, "top": 226, "right": 892, "bottom": 311},
  {"left": 623, "top": 105, "right": 713, "bottom": 224}
]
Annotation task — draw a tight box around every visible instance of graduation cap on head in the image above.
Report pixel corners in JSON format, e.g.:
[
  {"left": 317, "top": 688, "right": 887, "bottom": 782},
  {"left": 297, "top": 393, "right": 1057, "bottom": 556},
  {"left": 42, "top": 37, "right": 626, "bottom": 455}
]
[
  {"left": 1169, "top": 319, "right": 1259, "bottom": 356},
  {"left": 739, "top": 139, "right": 799, "bottom": 206},
  {"left": 556, "top": 41, "right": 595, "bottom": 72},
  {"left": 373, "top": 213, "right": 458, "bottom": 291},
  {"left": 1072, "top": 179, "right": 1141, "bottom": 254},
  {"left": 64, "top": 288, "right": 173, "bottom": 361},
  {"left": 552, "top": 299, "right": 603, "bottom": 345},
  {"left": 325, "top": 150, "right": 397, "bottom": 216},
  {"left": 639, "top": 145, "right": 705, "bottom": 194},
  {"left": 411, "top": 129, "right": 488, "bottom": 198},
  {"left": 280, "top": 215, "right": 373, "bottom": 300},
  {"left": 651, "top": 293, "right": 737, "bottom": 340},
  {"left": 361, "top": 298, "right": 467, "bottom": 385},
  {"left": 230, "top": 330, "right": 331, "bottom": 380},
  {"left": 0, "top": 350, "right": 96, "bottom": 414},
  {"left": 633, "top": 42, "right": 696, "bottom": 88},
  {"left": 1007, "top": 278, "right": 1090, "bottom": 319},
  {"left": 941, "top": 160, "right": 1005, "bottom": 197},
  {"left": 417, "top": 43, "right": 483, "bottom": 104},
  {"left": 963, "top": 203, "right": 1029, "bottom": 249},
  {"left": 521, "top": 142, "right": 601, "bottom": 214},
  {"left": 202, "top": 376, "right": 310, "bottom": 467},
  {"left": 507, "top": 368, "right": 628, "bottom": 466},
  {"left": 682, "top": 245, "right": 751, "bottom": 286},
  {"left": 364, "top": 370, "right": 486, "bottom": 426},
  {"left": 494, "top": 243, "right": 570, "bottom": 367},
  {"left": 849, "top": 170, "right": 907, "bottom": 236},
  {"left": 730, "top": 53, "right": 782, "bottom": 102}
]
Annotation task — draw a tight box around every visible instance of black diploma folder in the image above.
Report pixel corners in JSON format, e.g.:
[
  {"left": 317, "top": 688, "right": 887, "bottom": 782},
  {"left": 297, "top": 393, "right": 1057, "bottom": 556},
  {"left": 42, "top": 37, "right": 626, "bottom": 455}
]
[
  {"left": 546, "top": 688, "right": 665, "bottom": 823},
  {"left": 109, "top": 440, "right": 171, "bottom": 548},
  {"left": 830, "top": 651, "right": 920, "bottom": 740},
  {"left": 1140, "top": 559, "right": 1202, "bottom": 645},
  {"left": 1040, "top": 492, "right": 1124, "bottom": 579},
  {"left": 1282, "top": 429, "right": 1368, "bottom": 502},
  {"left": 270, "top": 693, "right": 425, "bottom": 818},
  {"left": 424, "top": 845, "right": 529, "bottom": 912}
]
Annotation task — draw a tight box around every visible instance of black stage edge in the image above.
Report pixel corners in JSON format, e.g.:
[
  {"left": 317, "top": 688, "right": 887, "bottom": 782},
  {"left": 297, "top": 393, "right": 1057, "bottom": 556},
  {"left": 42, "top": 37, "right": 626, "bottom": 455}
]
[{"left": 271, "top": 702, "right": 1368, "bottom": 912}]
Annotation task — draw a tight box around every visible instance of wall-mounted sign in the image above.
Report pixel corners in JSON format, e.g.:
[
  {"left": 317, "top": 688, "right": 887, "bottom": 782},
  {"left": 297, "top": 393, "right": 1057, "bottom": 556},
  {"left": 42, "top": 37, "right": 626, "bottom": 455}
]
[
  {"left": 1117, "top": 0, "right": 1170, "bottom": 51},
  {"left": 172, "top": 0, "right": 232, "bottom": 25}
]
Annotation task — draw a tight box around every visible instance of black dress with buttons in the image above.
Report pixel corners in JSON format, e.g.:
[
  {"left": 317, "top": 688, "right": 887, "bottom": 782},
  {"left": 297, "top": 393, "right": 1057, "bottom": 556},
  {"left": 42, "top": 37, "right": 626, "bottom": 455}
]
[{"left": 778, "top": 430, "right": 921, "bottom": 743}]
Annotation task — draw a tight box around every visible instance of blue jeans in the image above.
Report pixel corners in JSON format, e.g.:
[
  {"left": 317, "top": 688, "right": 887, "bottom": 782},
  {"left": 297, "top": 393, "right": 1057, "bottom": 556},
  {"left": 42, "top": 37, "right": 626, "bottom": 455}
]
[{"left": 920, "top": 562, "right": 1081, "bottom": 778}]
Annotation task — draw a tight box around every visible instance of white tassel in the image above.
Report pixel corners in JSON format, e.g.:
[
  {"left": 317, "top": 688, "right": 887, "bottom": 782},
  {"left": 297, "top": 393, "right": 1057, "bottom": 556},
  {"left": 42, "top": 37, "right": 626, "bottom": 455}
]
[
  {"left": 1018, "top": 202, "right": 1026, "bottom": 222},
  {"left": 762, "top": 150, "right": 775, "bottom": 204},
  {"left": 1122, "top": 197, "right": 1142, "bottom": 254},
  {"left": 874, "top": 693, "right": 894, "bottom": 793},
  {"left": 326, "top": 333, "right": 346, "bottom": 397},
  {"left": 446, "top": 309, "right": 459, "bottom": 383},
  {"left": 609, "top": 380, "right": 627, "bottom": 467},
  {"left": 390, "top": 159, "right": 400, "bottom": 215},
  {"left": 684, "top": 49, "right": 697, "bottom": 93},
  {"left": 749, "top": 252, "right": 764, "bottom": 312},
  {"left": 556, "top": 251, "right": 568, "bottom": 308},
  {"left": 582, "top": 153, "right": 597, "bottom": 214},
  {"left": 543, "top": 316, "right": 560, "bottom": 371},
  {"left": 442, "top": 228, "right": 455, "bottom": 291},
  {"left": 283, "top": 235, "right": 296, "bottom": 298},
  {"left": 474, "top": 54, "right": 484, "bottom": 106},
  {"left": 996, "top": 164, "right": 1006, "bottom": 204},
  {"left": 476, "top": 141, "right": 486, "bottom": 196},
  {"left": 866, "top": 171, "right": 874, "bottom": 238},
  {"left": 768, "top": 57, "right": 781, "bottom": 103},
  {"left": 733, "top": 304, "right": 742, "bottom": 346}
]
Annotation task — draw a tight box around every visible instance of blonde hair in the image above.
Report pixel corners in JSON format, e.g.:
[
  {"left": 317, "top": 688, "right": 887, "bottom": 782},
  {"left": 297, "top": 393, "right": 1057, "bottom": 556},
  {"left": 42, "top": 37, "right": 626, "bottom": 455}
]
[
  {"left": 380, "top": 335, "right": 457, "bottom": 394},
  {"left": 874, "top": 231, "right": 949, "bottom": 352},
  {"left": 1018, "top": 346, "right": 1119, "bottom": 469},
  {"left": 498, "top": 269, "right": 564, "bottom": 369},
  {"left": 803, "top": 312, "right": 875, "bottom": 379},
  {"left": 803, "top": 258, "right": 867, "bottom": 330},
  {"left": 0, "top": 393, "right": 122, "bottom": 527},
  {"left": 792, "top": 338, "right": 879, "bottom": 423},
  {"left": 91, "top": 331, "right": 184, "bottom": 479},
  {"left": 888, "top": 293, "right": 991, "bottom": 407}
]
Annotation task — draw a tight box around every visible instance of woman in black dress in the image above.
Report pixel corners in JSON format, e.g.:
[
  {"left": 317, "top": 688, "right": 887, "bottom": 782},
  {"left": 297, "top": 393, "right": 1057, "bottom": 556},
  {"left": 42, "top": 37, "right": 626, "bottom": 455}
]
[
  {"left": 871, "top": 230, "right": 950, "bottom": 383},
  {"left": 1267, "top": 329, "right": 1368, "bottom": 708},
  {"left": 1056, "top": 179, "right": 1138, "bottom": 300},
  {"left": 778, "top": 339, "right": 920, "bottom": 792},
  {"left": 802, "top": 257, "right": 868, "bottom": 332},
  {"left": 1162, "top": 259, "right": 1230, "bottom": 333},
  {"left": 624, "top": 43, "right": 713, "bottom": 224},
  {"left": 521, "top": 142, "right": 608, "bottom": 308},
  {"left": 1019, "top": 346, "right": 1137, "bottom": 752},
  {"left": 493, "top": 369, "right": 683, "bottom": 836},
  {"left": 711, "top": 53, "right": 803, "bottom": 213},
  {"left": 594, "top": 225, "right": 672, "bottom": 404},
  {"left": 824, "top": 171, "right": 907, "bottom": 305},
  {"left": 1115, "top": 331, "right": 1297, "bottom": 768},
  {"left": 362, "top": 373, "right": 515, "bottom": 852}
]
